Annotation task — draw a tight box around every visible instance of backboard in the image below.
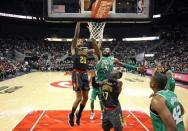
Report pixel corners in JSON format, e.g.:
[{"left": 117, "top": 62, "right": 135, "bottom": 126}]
[{"left": 44, "top": 0, "right": 153, "bottom": 23}]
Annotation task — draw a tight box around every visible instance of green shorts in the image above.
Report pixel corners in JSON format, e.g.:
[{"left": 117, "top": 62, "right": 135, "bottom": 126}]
[{"left": 90, "top": 88, "right": 101, "bottom": 101}]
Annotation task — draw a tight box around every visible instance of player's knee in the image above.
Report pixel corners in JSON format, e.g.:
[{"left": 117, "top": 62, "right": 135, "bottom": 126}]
[
  {"left": 83, "top": 95, "right": 88, "bottom": 101},
  {"left": 76, "top": 97, "right": 82, "bottom": 102},
  {"left": 78, "top": 98, "right": 82, "bottom": 102},
  {"left": 81, "top": 96, "right": 88, "bottom": 104}
]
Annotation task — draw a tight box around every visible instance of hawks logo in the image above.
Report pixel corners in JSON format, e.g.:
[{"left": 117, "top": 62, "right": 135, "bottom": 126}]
[{"left": 50, "top": 81, "right": 72, "bottom": 88}]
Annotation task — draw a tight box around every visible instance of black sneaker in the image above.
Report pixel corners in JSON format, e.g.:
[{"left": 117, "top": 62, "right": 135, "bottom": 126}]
[
  {"left": 68, "top": 113, "right": 74, "bottom": 127},
  {"left": 75, "top": 112, "right": 81, "bottom": 126}
]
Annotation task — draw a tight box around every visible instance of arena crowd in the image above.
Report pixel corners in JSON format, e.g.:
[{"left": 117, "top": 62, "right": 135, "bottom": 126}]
[{"left": 0, "top": 31, "right": 188, "bottom": 80}]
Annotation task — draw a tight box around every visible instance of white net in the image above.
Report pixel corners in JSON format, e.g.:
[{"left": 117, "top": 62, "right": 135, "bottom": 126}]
[{"left": 88, "top": 22, "right": 106, "bottom": 41}]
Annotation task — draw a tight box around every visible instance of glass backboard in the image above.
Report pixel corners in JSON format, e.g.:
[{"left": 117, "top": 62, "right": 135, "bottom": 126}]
[{"left": 44, "top": 0, "right": 153, "bottom": 23}]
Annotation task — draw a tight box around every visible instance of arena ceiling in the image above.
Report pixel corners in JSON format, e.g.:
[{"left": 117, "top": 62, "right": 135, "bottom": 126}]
[
  {"left": 0, "top": 0, "right": 187, "bottom": 38},
  {"left": 0, "top": 0, "right": 188, "bottom": 20}
]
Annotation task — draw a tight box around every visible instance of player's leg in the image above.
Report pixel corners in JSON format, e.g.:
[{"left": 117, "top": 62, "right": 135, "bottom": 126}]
[
  {"left": 68, "top": 71, "right": 82, "bottom": 127},
  {"left": 75, "top": 90, "right": 89, "bottom": 125},
  {"left": 102, "top": 110, "right": 113, "bottom": 131},
  {"left": 70, "top": 92, "right": 82, "bottom": 114},
  {"left": 68, "top": 91, "right": 82, "bottom": 126},
  {"left": 90, "top": 88, "right": 98, "bottom": 119},
  {"left": 90, "top": 100, "right": 95, "bottom": 119},
  {"left": 97, "top": 89, "right": 104, "bottom": 119},
  {"left": 75, "top": 72, "right": 90, "bottom": 125},
  {"left": 109, "top": 106, "right": 124, "bottom": 131}
]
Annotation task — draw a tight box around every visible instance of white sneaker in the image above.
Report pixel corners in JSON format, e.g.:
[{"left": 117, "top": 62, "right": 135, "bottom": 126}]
[
  {"left": 100, "top": 113, "right": 103, "bottom": 119},
  {"left": 90, "top": 112, "right": 95, "bottom": 120}
]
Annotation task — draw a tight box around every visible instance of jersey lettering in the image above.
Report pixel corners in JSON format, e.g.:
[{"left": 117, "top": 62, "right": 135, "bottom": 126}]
[
  {"left": 173, "top": 105, "right": 183, "bottom": 125},
  {"left": 80, "top": 56, "right": 87, "bottom": 64}
]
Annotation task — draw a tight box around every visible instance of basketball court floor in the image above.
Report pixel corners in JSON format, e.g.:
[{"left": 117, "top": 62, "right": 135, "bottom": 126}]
[{"left": 0, "top": 72, "right": 188, "bottom": 131}]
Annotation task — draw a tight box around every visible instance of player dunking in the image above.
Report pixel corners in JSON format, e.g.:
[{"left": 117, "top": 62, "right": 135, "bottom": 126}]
[
  {"left": 150, "top": 73, "right": 185, "bottom": 131},
  {"left": 68, "top": 22, "right": 99, "bottom": 127},
  {"left": 89, "top": 38, "right": 137, "bottom": 121},
  {"left": 99, "top": 70, "right": 125, "bottom": 131},
  {"left": 89, "top": 39, "right": 126, "bottom": 120}
]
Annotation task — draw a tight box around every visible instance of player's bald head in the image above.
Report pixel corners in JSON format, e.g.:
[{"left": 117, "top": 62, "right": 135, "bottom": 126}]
[
  {"left": 102, "top": 48, "right": 111, "bottom": 57},
  {"left": 166, "top": 70, "right": 173, "bottom": 78},
  {"left": 150, "top": 73, "right": 167, "bottom": 91}
]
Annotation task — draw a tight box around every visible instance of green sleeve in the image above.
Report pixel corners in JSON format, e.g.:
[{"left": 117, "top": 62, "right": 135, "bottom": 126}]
[
  {"left": 165, "top": 78, "right": 175, "bottom": 92},
  {"left": 165, "top": 80, "right": 170, "bottom": 90},
  {"left": 170, "top": 79, "right": 176, "bottom": 92},
  {"left": 124, "top": 64, "right": 138, "bottom": 70}
]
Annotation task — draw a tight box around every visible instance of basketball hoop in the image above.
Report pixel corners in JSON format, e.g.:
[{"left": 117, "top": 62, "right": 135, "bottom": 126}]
[
  {"left": 88, "top": 22, "right": 106, "bottom": 41},
  {"left": 88, "top": 0, "right": 113, "bottom": 41}
]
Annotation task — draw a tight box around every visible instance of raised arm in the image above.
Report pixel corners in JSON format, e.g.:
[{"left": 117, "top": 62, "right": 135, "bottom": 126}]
[
  {"left": 179, "top": 102, "right": 185, "bottom": 115},
  {"left": 117, "top": 81, "right": 123, "bottom": 93},
  {"left": 114, "top": 58, "right": 138, "bottom": 70},
  {"left": 114, "top": 58, "right": 124, "bottom": 67},
  {"left": 71, "top": 22, "right": 80, "bottom": 55},
  {"left": 89, "top": 71, "right": 95, "bottom": 85},
  {"left": 91, "top": 38, "right": 102, "bottom": 60}
]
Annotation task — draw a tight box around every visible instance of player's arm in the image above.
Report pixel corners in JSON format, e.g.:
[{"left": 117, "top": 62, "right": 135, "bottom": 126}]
[
  {"left": 97, "top": 79, "right": 108, "bottom": 87},
  {"left": 149, "top": 92, "right": 155, "bottom": 98},
  {"left": 89, "top": 76, "right": 93, "bottom": 87},
  {"left": 71, "top": 22, "right": 80, "bottom": 55},
  {"left": 153, "top": 68, "right": 157, "bottom": 76},
  {"left": 179, "top": 102, "right": 185, "bottom": 115},
  {"left": 97, "top": 40, "right": 102, "bottom": 50},
  {"left": 117, "top": 81, "right": 123, "bottom": 93},
  {"left": 114, "top": 58, "right": 137, "bottom": 70},
  {"left": 91, "top": 38, "right": 102, "bottom": 60},
  {"left": 151, "top": 95, "right": 178, "bottom": 131},
  {"left": 89, "top": 71, "right": 95, "bottom": 85},
  {"left": 114, "top": 58, "right": 124, "bottom": 67},
  {"left": 171, "top": 80, "right": 176, "bottom": 89}
]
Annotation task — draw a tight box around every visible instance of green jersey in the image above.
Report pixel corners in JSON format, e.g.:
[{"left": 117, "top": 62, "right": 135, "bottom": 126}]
[
  {"left": 165, "top": 77, "right": 176, "bottom": 92},
  {"left": 95, "top": 56, "right": 114, "bottom": 82},
  {"left": 150, "top": 90, "right": 184, "bottom": 131}
]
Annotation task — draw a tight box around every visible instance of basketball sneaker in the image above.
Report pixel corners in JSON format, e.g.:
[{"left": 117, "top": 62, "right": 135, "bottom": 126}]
[
  {"left": 90, "top": 112, "right": 95, "bottom": 120},
  {"left": 76, "top": 112, "right": 81, "bottom": 126},
  {"left": 68, "top": 113, "right": 74, "bottom": 127}
]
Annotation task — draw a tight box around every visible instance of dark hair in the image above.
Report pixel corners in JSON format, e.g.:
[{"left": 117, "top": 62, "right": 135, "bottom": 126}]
[{"left": 152, "top": 73, "right": 167, "bottom": 90}]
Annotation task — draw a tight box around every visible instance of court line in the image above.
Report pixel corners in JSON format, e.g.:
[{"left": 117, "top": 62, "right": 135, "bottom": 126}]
[
  {"left": 30, "top": 110, "right": 45, "bottom": 131},
  {"left": 129, "top": 110, "right": 150, "bottom": 131}
]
